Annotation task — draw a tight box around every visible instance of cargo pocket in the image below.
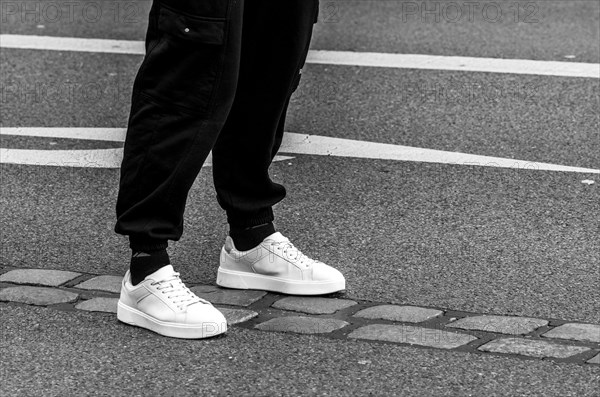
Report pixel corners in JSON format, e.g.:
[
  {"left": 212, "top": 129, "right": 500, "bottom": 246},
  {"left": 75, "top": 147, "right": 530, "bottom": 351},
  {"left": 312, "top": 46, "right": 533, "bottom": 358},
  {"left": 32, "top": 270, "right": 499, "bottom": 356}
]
[{"left": 137, "top": 4, "right": 227, "bottom": 115}]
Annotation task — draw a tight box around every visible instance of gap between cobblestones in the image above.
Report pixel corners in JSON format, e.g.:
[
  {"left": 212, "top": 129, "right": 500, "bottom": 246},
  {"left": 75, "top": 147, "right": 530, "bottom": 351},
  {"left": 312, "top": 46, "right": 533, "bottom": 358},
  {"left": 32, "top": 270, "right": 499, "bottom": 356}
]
[{"left": 1, "top": 266, "right": 599, "bottom": 366}]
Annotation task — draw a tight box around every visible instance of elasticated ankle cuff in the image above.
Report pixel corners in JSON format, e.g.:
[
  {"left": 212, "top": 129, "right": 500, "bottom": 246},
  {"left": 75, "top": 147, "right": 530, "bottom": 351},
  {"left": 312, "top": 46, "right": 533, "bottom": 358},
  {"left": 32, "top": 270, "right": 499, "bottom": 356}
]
[
  {"left": 129, "top": 237, "right": 168, "bottom": 252},
  {"left": 226, "top": 207, "right": 274, "bottom": 229},
  {"left": 229, "top": 223, "right": 276, "bottom": 251}
]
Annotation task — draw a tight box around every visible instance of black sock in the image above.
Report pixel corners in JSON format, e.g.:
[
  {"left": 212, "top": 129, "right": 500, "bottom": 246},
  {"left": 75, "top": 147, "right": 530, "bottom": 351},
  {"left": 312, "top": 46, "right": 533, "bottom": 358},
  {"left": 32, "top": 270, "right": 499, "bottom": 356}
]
[
  {"left": 129, "top": 249, "right": 170, "bottom": 285},
  {"left": 229, "top": 222, "right": 276, "bottom": 251}
]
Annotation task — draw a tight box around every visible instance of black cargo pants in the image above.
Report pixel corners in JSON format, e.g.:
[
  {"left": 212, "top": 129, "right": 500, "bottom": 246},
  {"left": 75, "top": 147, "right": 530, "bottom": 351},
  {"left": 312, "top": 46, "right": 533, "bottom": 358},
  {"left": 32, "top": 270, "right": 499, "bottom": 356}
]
[{"left": 115, "top": 0, "right": 319, "bottom": 252}]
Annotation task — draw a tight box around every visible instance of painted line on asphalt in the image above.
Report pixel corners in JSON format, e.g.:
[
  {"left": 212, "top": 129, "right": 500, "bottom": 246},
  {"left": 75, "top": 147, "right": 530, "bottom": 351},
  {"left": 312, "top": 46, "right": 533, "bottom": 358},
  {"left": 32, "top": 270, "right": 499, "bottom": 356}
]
[
  {"left": 309, "top": 51, "right": 600, "bottom": 78},
  {"left": 1, "top": 34, "right": 598, "bottom": 78},
  {"left": 0, "top": 147, "right": 293, "bottom": 168},
  {"left": 0, "top": 127, "right": 125, "bottom": 142},
  {"left": 0, "top": 147, "right": 124, "bottom": 168},
  {"left": 278, "top": 134, "right": 600, "bottom": 174},
  {"left": 1, "top": 127, "right": 598, "bottom": 173}
]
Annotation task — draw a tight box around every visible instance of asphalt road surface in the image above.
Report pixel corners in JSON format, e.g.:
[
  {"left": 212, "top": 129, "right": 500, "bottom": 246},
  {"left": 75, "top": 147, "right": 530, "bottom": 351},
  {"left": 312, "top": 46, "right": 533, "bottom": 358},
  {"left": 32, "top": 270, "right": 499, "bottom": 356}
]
[{"left": 1, "top": 1, "right": 599, "bottom": 396}]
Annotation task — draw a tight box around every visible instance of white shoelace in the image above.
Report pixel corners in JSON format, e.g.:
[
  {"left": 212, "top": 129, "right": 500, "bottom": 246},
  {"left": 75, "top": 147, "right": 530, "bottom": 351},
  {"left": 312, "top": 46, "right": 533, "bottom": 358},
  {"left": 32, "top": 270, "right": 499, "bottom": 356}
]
[
  {"left": 151, "top": 273, "right": 206, "bottom": 309},
  {"left": 270, "top": 240, "right": 316, "bottom": 268}
]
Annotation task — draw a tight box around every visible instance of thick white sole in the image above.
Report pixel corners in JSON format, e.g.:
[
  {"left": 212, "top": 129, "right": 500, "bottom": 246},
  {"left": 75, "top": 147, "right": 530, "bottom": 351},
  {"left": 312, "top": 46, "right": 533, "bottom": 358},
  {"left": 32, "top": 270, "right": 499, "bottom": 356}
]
[
  {"left": 117, "top": 301, "right": 227, "bottom": 339},
  {"left": 216, "top": 267, "right": 345, "bottom": 295}
]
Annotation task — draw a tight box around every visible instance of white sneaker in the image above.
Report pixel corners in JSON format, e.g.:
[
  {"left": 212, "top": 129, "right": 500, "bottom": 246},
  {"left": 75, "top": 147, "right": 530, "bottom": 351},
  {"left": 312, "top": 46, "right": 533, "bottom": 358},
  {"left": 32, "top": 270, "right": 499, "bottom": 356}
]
[
  {"left": 117, "top": 265, "right": 227, "bottom": 339},
  {"left": 217, "top": 232, "right": 346, "bottom": 295}
]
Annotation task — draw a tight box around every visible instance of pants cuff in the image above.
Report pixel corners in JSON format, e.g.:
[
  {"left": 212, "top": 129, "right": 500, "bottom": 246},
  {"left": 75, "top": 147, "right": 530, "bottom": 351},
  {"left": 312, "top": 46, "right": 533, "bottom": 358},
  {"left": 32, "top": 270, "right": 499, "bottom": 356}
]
[
  {"left": 226, "top": 207, "right": 274, "bottom": 229},
  {"left": 129, "top": 236, "right": 168, "bottom": 252}
]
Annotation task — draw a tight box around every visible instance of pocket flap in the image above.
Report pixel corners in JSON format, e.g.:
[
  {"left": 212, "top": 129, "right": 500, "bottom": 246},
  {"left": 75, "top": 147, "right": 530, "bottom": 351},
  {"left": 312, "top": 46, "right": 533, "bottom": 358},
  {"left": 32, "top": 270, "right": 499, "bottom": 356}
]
[{"left": 158, "top": 6, "right": 225, "bottom": 45}]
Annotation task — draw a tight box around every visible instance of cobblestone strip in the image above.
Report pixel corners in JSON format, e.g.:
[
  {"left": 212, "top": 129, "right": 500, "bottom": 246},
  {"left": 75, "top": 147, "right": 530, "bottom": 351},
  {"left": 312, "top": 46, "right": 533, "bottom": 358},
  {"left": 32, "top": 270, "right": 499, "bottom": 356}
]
[
  {"left": 0, "top": 286, "right": 78, "bottom": 305},
  {"left": 353, "top": 305, "right": 442, "bottom": 322},
  {"left": 478, "top": 338, "right": 591, "bottom": 359},
  {"left": 348, "top": 324, "right": 477, "bottom": 349},
  {"left": 541, "top": 323, "right": 600, "bottom": 343},
  {"left": 1, "top": 267, "right": 599, "bottom": 365},
  {"left": 190, "top": 285, "right": 266, "bottom": 306},
  {"left": 0, "top": 269, "right": 81, "bottom": 287},
  {"left": 446, "top": 315, "right": 548, "bottom": 335},
  {"left": 587, "top": 353, "right": 600, "bottom": 364},
  {"left": 256, "top": 316, "right": 349, "bottom": 334},
  {"left": 75, "top": 276, "right": 122, "bottom": 294},
  {"left": 75, "top": 297, "right": 118, "bottom": 313},
  {"left": 271, "top": 297, "right": 357, "bottom": 314}
]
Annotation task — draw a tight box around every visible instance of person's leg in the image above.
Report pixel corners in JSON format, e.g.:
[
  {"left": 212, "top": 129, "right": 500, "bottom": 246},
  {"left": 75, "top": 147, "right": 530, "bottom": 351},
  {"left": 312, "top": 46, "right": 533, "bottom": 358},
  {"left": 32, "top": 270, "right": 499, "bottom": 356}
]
[
  {"left": 211, "top": 0, "right": 319, "bottom": 247},
  {"left": 212, "top": 0, "right": 345, "bottom": 295},
  {"left": 115, "top": 0, "right": 243, "bottom": 279},
  {"left": 114, "top": 0, "right": 243, "bottom": 338}
]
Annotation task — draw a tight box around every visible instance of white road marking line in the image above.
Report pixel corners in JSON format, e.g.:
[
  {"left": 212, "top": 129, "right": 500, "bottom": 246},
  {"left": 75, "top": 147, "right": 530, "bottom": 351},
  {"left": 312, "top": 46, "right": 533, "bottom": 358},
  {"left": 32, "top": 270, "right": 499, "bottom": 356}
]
[
  {"left": 308, "top": 51, "right": 600, "bottom": 78},
  {"left": 0, "top": 127, "right": 126, "bottom": 141},
  {"left": 0, "top": 148, "right": 123, "bottom": 168},
  {"left": 0, "top": 146, "right": 292, "bottom": 168},
  {"left": 1, "top": 127, "right": 598, "bottom": 173},
  {"left": 1, "top": 34, "right": 598, "bottom": 78},
  {"left": 279, "top": 134, "right": 600, "bottom": 174},
  {"left": 0, "top": 34, "right": 143, "bottom": 55}
]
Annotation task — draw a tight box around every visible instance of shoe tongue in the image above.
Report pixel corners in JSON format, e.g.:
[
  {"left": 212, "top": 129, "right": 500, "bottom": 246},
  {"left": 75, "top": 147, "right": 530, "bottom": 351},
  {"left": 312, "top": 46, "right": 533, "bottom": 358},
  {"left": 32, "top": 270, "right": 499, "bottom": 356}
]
[
  {"left": 263, "top": 232, "right": 288, "bottom": 243},
  {"left": 145, "top": 265, "right": 176, "bottom": 282}
]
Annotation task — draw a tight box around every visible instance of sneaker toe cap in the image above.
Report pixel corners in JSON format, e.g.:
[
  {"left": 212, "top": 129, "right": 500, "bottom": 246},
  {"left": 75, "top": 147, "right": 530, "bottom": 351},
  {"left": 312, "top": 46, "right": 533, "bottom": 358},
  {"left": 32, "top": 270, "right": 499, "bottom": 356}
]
[
  {"left": 186, "top": 303, "right": 227, "bottom": 326},
  {"left": 312, "top": 263, "right": 345, "bottom": 284}
]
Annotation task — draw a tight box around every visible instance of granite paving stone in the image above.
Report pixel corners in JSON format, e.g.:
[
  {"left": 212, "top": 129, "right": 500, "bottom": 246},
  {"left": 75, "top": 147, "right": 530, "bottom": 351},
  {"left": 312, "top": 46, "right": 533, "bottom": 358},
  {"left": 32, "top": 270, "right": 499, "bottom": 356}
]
[
  {"left": 446, "top": 315, "right": 548, "bottom": 335},
  {"left": 586, "top": 353, "right": 600, "bottom": 364},
  {"left": 190, "top": 285, "right": 220, "bottom": 294},
  {"left": 0, "top": 269, "right": 81, "bottom": 287},
  {"left": 353, "top": 305, "right": 443, "bottom": 323},
  {"left": 218, "top": 308, "right": 259, "bottom": 325},
  {"left": 478, "top": 338, "right": 590, "bottom": 359},
  {"left": 541, "top": 323, "right": 600, "bottom": 343},
  {"left": 75, "top": 297, "right": 118, "bottom": 313},
  {"left": 0, "top": 286, "right": 78, "bottom": 305},
  {"left": 271, "top": 297, "right": 357, "bottom": 314},
  {"left": 348, "top": 324, "right": 477, "bottom": 349},
  {"left": 255, "top": 316, "right": 349, "bottom": 334},
  {"left": 190, "top": 286, "right": 266, "bottom": 306},
  {"left": 75, "top": 276, "right": 122, "bottom": 294}
]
